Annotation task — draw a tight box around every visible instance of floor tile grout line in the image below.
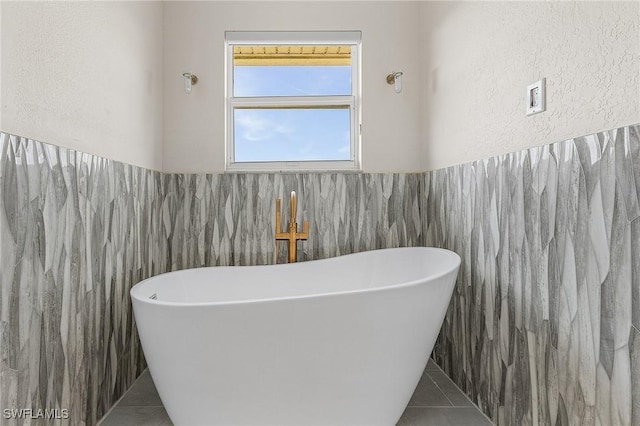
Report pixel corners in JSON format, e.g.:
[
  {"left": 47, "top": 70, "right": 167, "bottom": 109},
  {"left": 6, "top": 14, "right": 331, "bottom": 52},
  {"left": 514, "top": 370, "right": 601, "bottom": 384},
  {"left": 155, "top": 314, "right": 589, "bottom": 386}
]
[
  {"left": 97, "top": 368, "right": 151, "bottom": 425},
  {"left": 407, "top": 405, "right": 486, "bottom": 410},
  {"left": 427, "top": 362, "right": 467, "bottom": 404},
  {"left": 114, "top": 405, "right": 166, "bottom": 408},
  {"left": 99, "top": 369, "right": 170, "bottom": 422},
  {"left": 424, "top": 371, "right": 455, "bottom": 406},
  {"left": 424, "top": 362, "right": 494, "bottom": 424},
  {"left": 407, "top": 404, "right": 474, "bottom": 408},
  {"left": 427, "top": 363, "right": 495, "bottom": 425}
]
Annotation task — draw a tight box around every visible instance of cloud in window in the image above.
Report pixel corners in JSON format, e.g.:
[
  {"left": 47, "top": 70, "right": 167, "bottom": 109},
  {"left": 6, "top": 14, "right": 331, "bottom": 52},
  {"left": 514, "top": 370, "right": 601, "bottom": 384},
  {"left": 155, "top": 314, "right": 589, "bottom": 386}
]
[{"left": 236, "top": 111, "right": 294, "bottom": 142}]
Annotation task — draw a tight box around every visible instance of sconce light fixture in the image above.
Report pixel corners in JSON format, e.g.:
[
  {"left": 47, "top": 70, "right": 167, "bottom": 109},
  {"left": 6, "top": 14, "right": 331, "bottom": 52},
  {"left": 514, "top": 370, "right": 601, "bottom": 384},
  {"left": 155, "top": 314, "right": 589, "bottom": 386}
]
[
  {"left": 386, "top": 71, "right": 403, "bottom": 93},
  {"left": 183, "top": 72, "right": 198, "bottom": 94}
]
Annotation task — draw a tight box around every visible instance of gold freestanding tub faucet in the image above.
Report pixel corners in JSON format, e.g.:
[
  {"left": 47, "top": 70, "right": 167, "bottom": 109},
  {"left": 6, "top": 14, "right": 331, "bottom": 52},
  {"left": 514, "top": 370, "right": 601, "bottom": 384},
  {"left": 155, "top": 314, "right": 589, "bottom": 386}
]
[{"left": 275, "top": 191, "right": 309, "bottom": 263}]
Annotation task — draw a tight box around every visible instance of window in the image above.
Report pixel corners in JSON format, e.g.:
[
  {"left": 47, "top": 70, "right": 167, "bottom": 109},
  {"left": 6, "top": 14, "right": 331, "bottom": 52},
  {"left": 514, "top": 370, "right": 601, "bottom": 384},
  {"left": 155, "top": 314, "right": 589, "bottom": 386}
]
[{"left": 225, "top": 31, "right": 362, "bottom": 171}]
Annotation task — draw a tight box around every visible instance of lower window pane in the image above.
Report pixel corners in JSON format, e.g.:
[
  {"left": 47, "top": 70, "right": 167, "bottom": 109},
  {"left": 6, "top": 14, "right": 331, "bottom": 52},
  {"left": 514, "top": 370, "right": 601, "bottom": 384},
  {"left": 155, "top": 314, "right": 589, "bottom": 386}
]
[{"left": 234, "top": 108, "right": 351, "bottom": 162}]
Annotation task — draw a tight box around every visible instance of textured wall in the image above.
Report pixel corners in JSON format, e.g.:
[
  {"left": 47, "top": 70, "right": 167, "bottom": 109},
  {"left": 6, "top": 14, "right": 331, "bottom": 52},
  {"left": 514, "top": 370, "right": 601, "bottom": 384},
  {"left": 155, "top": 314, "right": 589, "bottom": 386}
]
[
  {"left": 0, "top": 133, "right": 165, "bottom": 425},
  {"left": 0, "top": 1, "right": 164, "bottom": 170},
  {"left": 421, "top": 1, "right": 640, "bottom": 171},
  {"left": 425, "top": 125, "right": 640, "bottom": 425},
  {"left": 6, "top": 1, "right": 637, "bottom": 175},
  {"left": 0, "top": 132, "right": 423, "bottom": 425},
  {"left": 162, "top": 172, "right": 422, "bottom": 269}
]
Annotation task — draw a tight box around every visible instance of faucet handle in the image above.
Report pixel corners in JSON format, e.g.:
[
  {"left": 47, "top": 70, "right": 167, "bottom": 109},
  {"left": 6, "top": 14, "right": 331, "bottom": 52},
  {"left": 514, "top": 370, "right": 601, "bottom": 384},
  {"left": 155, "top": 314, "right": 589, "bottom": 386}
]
[{"left": 299, "top": 220, "right": 309, "bottom": 239}]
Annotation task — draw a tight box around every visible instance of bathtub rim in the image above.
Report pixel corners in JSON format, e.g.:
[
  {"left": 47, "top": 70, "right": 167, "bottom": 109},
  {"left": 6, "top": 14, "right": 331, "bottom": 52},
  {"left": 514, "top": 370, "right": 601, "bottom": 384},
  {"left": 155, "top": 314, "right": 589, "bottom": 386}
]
[{"left": 130, "top": 247, "right": 461, "bottom": 308}]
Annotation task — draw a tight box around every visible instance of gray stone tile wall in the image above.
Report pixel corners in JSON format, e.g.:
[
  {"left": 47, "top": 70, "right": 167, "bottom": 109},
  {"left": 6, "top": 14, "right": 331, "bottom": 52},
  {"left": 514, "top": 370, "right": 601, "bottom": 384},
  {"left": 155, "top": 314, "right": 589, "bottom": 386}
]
[
  {"left": 160, "top": 172, "right": 422, "bottom": 269},
  {"left": 1, "top": 124, "right": 638, "bottom": 425},
  {"left": 425, "top": 125, "right": 640, "bottom": 425},
  {"left": 0, "top": 133, "right": 163, "bottom": 425}
]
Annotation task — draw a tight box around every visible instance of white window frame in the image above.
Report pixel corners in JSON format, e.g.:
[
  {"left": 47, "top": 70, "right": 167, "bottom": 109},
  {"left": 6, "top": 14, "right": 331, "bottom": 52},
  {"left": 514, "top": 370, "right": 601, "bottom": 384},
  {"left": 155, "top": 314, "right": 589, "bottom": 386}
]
[{"left": 225, "top": 31, "right": 362, "bottom": 172}]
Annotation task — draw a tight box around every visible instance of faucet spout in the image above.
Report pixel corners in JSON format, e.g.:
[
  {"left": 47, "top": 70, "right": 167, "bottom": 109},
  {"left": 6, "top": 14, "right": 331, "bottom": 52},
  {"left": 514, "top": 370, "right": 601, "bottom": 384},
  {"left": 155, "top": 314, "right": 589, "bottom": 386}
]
[{"left": 275, "top": 191, "right": 309, "bottom": 263}]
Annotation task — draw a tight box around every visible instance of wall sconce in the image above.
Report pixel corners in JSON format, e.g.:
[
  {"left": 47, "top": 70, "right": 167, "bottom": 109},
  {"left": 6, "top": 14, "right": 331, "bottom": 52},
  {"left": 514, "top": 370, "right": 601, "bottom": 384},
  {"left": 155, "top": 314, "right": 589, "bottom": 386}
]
[
  {"left": 386, "top": 71, "right": 403, "bottom": 93},
  {"left": 183, "top": 72, "right": 198, "bottom": 94}
]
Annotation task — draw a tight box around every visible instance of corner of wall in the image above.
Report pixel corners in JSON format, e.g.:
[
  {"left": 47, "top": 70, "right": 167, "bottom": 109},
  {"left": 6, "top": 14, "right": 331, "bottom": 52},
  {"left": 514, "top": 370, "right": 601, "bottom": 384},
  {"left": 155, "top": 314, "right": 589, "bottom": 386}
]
[
  {"left": 0, "top": 1, "right": 4, "bottom": 131},
  {"left": 159, "top": 0, "right": 166, "bottom": 173}
]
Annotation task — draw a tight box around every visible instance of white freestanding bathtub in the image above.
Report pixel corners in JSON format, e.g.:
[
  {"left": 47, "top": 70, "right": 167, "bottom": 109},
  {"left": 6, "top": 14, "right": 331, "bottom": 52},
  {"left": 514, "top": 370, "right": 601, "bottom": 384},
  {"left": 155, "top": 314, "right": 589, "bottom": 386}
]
[{"left": 131, "top": 247, "right": 460, "bottom": 426}]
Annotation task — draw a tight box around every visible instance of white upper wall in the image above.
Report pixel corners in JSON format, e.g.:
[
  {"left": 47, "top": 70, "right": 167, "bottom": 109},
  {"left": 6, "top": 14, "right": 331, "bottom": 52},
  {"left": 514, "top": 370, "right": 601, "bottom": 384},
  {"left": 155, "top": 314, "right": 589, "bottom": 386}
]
[
  {"left": 1, "top": 1, "right": 164, "bottom": 170},
  {"left": 421, "top": 1, "right": 640, "bottom": 171},
  {"left": 163, "top": 1, "right": 423, "bottom": 173},
  {"left": 2, "top": 1, "right": 638, "bottom": 174}
]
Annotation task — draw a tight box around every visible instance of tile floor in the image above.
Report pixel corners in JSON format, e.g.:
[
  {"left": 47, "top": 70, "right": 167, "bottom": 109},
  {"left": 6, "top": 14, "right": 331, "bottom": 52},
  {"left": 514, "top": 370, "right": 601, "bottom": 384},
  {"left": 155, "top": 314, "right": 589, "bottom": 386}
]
[{"left": 99, "top": 360, "right": 493, "bottom": 426}]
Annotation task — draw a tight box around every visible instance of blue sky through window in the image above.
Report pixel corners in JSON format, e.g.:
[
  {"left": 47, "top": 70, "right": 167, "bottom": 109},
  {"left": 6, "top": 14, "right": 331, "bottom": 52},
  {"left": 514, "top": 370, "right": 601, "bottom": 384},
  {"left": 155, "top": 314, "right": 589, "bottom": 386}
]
[{"left": 234, "top": 65, "right": 352, "bottom": 162}]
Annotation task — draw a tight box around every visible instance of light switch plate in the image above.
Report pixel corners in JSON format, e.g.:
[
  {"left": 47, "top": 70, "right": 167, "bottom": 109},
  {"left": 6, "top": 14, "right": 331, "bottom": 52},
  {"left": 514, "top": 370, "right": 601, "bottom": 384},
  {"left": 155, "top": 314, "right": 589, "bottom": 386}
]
[{"left": 526, "top": 78, "right": 546, "bottom": 116}]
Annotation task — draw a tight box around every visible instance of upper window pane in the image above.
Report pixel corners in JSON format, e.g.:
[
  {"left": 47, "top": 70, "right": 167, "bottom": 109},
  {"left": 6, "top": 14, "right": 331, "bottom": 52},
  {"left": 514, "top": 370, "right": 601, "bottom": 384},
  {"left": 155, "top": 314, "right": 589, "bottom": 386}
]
[{"left": 233, "top": 45, "right": 352, "bottom": 97}]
